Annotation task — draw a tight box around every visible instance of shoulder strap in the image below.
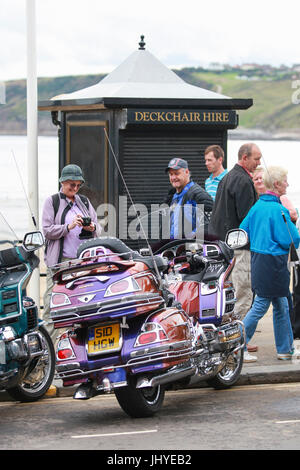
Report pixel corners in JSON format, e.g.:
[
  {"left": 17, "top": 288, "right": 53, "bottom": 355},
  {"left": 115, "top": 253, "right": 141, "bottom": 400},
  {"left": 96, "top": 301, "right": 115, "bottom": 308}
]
[
  {"left": 78, "top": 194, "right": 89, "bottom": 210},
  {"left": 51, "top": 192, "right": 89, "bottom": 218},
  {"left": 51, "top": 193, "right": 60, "bottom": 219}
]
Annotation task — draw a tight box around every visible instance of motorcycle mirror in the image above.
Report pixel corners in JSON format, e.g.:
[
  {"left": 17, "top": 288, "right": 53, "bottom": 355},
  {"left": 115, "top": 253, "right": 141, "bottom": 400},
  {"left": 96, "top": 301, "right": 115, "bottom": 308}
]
[
  {"left": 225, "top": 229, "right": 248, "bottom": 249},
  {"left": 23, "top": 231, "right": 44, "bottom": 251}
]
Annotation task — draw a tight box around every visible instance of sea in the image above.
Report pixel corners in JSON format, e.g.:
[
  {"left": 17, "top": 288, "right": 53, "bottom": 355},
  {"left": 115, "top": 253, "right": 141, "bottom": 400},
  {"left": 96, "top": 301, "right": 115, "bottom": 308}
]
[{"left": 0, "top": 134, "right": 300, "bottom": 239}]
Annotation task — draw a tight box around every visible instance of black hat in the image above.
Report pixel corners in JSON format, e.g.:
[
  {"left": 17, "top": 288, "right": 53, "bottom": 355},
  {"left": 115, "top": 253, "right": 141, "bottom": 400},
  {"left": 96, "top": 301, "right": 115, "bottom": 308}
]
[{"left": 165, "top": 158, "right": 189, "bottom": 172}]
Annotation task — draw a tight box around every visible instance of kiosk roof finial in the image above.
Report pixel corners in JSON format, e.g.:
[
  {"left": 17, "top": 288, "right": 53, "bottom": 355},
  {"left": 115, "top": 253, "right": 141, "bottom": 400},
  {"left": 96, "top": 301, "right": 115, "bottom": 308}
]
[{"left": 138, "top": 35, "right": 145, "bottom": 50}]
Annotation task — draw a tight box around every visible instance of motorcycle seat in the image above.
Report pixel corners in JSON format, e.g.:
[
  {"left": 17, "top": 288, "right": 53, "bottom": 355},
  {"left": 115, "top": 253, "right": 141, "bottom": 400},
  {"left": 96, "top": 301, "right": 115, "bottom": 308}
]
[{"left": 0, "top": 246, "right": 33, "bottom": 268}]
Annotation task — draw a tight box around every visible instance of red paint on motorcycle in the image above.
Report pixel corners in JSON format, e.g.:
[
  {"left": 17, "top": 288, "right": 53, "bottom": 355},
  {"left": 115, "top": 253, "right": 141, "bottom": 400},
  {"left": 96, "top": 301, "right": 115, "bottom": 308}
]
[{"left": 168, "top": 281, "right": 199, "bottom": 319}]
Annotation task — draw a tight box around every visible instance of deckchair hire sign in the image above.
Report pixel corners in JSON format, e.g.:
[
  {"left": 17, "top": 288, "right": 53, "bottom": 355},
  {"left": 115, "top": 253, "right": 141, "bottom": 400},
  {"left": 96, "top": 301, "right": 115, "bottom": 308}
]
[{"left": 127, "top": 109, "right": 238, "bottom": 127}]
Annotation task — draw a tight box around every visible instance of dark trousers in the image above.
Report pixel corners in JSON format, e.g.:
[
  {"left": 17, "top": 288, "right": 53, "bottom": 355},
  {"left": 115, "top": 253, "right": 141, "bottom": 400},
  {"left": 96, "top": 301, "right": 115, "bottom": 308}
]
[{"left": 290, "top": 265, "right": 300, "bottom": 339}]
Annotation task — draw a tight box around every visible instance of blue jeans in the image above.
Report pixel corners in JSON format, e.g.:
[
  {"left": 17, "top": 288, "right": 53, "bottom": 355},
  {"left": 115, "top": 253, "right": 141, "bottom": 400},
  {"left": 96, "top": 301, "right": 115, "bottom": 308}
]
[{"left": 243, "top": 295, "right": 294, "bottom": 354}]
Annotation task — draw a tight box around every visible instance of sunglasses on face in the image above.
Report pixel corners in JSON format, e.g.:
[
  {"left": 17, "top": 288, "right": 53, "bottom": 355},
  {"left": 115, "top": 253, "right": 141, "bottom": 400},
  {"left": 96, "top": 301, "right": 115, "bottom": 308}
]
[{"left": 68, "top": 182, "right": 82, "bottom": 189}]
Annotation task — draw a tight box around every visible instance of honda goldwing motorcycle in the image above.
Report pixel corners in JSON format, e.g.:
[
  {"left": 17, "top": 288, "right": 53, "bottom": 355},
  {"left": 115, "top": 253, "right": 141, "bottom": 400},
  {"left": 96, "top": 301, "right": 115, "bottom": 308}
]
[
  {"left": 0, "top": 231, "right": 55, "bottom": 401},
  {"left": 50, "top": 228, "right": 247, "bottom": 418}
]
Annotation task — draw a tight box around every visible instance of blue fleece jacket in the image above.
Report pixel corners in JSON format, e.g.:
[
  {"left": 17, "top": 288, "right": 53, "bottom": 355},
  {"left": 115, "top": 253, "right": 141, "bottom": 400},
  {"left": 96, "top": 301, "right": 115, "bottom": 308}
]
[{"left": 240, "top": 194, "right": 300, "bottom": 298}]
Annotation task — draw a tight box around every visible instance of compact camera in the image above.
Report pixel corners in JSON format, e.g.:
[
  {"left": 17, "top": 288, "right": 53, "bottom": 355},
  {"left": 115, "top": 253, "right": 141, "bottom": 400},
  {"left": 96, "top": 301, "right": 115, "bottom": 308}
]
[
  {"left": 81, "top": 217, "right": 91, "bottom": 227},
  {"left": 79, "top": 217, "right": 93, "bottom": 239}
]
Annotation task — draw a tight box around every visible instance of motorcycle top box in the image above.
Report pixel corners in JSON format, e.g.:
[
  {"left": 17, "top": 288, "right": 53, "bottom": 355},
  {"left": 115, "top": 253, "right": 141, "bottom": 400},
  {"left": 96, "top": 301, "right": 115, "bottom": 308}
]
[{"left": 50, "top": 239, "right": 169, "bottom": 328}]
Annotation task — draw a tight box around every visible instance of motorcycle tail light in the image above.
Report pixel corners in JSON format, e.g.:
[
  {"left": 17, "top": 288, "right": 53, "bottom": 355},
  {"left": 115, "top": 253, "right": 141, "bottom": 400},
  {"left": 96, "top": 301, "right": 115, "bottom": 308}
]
[
  {"left": 109, "top": 279, "right": 129, "bottom": 294},
  {"left": 50, "top": 293, "right": 71, "bottom": 308},
  {"left": 57, "top": 349, "right": 73, "bottom": 360},
  {"left": 137, "top": 332, "right": 157, "bottom": 345},
  {"left": 56, "top": 335, "right": 75, "bottom": 361},
  {"left": 135, "top": 323, "right": 168, "bottom": 347},
  {"left": 104, "top": 276, "right": 140, "bottom": 297},
  {"left": 159, "top": 330, "right": 167, "bottom": 340}
]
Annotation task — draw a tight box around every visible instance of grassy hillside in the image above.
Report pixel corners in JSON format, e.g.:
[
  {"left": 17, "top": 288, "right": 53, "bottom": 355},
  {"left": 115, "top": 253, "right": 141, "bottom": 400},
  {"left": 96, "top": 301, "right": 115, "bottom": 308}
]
[
  {"left": 0, "top": 73, "right": 106, "bottom": 135},
  {"left": 174, "top": 68, "right": 300, "bottom": 135},
  {"left": 0, "top": 68, "right": 299, "bottom": 136},
  {"left": 186, "top": 70, "right": 299, "bottom": 131}
]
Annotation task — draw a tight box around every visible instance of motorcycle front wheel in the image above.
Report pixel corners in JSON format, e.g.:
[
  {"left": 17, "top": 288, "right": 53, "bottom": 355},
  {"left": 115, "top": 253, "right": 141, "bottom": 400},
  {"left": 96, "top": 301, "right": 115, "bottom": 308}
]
[
  {"left": 206, "top": 348, "right": 244, "bottom": 390},
  {"left": 114, "top": 376, "right": 165, "bottom": 418},
  {"left": 7, "top": 325, "right": 55, "bottom": 402}
]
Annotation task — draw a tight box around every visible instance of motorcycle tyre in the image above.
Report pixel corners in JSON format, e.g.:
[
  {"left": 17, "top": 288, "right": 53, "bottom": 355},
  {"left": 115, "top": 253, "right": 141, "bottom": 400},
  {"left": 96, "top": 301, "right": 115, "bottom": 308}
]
[
  {"left": 114, "top": 377, "right": 165, "bottom": 418},
  {"left": 206, "top": 348, "right": 244, "bottom": 390},
  {"left": 6, "top": 325, "right": 55, "bottom": 402}
]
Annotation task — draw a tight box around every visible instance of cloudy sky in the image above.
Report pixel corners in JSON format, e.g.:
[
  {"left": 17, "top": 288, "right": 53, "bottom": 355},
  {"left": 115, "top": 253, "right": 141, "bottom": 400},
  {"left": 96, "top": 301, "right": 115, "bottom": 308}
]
[{"left": 1, "top": 0, "right": 300, "bottom": 81}]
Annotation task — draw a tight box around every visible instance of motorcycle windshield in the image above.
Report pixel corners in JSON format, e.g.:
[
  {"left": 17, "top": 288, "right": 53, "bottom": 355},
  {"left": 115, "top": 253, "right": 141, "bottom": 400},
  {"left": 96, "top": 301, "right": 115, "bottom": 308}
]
[{"left": 136, "top": 206, "right": 205, "bottom": 254}]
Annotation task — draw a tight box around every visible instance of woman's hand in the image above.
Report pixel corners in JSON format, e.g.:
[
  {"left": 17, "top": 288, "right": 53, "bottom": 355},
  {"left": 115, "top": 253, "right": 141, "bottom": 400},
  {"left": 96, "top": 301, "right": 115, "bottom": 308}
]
[
  {"left": 82, "top": 222, "right": 96, "bottom": 232},
  {"left": 67, "top": 214, "right": 84, "bottom": 231}
]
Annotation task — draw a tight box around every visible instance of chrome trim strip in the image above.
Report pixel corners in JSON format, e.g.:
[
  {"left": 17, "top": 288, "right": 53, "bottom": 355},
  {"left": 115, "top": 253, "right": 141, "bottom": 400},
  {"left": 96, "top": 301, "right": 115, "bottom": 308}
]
[
  {"left": 55, "top": 347, "right": 193, "bottom": 380},
  {"left": 51, "top": 294, "right": 164, "bottom": 324}
]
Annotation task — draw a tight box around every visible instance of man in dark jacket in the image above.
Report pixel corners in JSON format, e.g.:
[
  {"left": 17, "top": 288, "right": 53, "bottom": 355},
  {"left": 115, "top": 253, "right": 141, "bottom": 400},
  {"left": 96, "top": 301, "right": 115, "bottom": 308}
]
[
  {"left": 164, "top": 157, "right": 213, "bottom": 241},
  {"left": 209, "top": 143, "right": 262, "bottom": 329}
]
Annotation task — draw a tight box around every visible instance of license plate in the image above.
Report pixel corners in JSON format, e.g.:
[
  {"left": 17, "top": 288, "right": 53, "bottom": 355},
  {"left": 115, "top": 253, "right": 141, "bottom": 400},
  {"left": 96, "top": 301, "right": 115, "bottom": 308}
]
[{"left": 87, "top": 323, "right": 122, "bottom": 355}]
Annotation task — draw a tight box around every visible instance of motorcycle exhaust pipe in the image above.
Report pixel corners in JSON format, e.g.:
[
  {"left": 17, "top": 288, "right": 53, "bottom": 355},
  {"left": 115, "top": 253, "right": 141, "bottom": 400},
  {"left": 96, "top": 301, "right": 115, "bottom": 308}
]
[
  {"left": 136, "top": 364, "right": 197, "bottom": 389},
  {"left": 73, "top": 381, "right": 98, "bottom": 400}
]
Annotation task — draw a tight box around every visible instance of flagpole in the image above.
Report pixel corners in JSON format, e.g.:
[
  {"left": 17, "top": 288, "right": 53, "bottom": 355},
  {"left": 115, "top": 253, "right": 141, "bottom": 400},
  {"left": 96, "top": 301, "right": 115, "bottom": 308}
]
[{"left": 26, "top": 0, "right": 40, "bottom": 308}]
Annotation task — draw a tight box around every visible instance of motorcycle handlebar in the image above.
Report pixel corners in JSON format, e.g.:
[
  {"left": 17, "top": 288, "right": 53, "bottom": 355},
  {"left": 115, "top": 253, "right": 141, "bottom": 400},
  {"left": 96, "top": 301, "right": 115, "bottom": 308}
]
[{"left": 191, "top": 254, "right": 207, "bottom": 269}]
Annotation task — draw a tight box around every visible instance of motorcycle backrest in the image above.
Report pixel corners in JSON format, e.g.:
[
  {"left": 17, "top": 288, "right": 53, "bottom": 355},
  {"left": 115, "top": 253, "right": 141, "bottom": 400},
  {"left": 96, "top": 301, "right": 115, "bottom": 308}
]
[{"left": 77, "top": 237, "right": 138, "bottom": 260}]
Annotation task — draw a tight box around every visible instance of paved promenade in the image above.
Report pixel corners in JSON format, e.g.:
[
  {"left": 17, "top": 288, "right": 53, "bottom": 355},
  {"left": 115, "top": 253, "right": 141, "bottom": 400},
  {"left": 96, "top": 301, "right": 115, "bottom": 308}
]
[{"left": 236, "top": 309, "right": 300, "bottom": 386}]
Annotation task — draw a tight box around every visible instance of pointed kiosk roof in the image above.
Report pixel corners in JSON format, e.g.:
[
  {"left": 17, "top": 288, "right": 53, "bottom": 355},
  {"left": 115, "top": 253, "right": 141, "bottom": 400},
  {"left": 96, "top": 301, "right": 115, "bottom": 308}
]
[{"left": 39, "top": 37, "right": 252, "bottom": 110}]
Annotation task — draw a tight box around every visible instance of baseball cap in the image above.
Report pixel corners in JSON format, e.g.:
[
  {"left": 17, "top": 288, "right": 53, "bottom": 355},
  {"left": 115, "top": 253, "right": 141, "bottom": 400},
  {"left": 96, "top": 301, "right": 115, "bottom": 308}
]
[
  {"left": 59, "top": 164, "right": 85, "bottom": 183},
  {"left": 165, "top": 158, "right": 189, "bottom": 172}
]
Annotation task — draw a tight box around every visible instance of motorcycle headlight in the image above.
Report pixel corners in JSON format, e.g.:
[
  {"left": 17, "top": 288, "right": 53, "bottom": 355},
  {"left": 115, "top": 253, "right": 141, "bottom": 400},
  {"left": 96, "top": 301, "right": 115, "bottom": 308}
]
[
  {"left": 104, "top": 276, "right": 140, "bottom": 297},
  {"left": 50, "top": 293, "right": 71, "bottom": 308}
]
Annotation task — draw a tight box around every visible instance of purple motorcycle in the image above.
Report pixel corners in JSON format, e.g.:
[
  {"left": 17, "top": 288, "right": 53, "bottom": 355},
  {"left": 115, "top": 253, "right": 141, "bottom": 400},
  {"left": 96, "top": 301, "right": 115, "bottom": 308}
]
[{"left": 50, "top": 230, "right": 246, "bottom": 417}]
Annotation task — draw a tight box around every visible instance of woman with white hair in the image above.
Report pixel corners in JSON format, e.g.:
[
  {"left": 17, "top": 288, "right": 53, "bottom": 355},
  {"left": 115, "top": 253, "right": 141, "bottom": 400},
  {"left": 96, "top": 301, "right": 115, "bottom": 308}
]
[
  {"left": 253, "top": 167, "right": 298, "bottom": 222},
  {"left": 240, "top": 166, "right": 300, "bottom": 362}
]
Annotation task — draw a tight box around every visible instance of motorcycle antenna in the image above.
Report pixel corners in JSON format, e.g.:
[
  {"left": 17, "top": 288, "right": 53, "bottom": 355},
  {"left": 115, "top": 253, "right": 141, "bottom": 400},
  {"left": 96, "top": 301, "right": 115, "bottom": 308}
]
[
  {"left": 11, "top": 149, "right": 38, "bottom": 229},
  {"left": 103, "top": 128, "right": 162, "bottom": 283},
  {"left": 0, "top": 209, "right": 19, "bottom": 242}
]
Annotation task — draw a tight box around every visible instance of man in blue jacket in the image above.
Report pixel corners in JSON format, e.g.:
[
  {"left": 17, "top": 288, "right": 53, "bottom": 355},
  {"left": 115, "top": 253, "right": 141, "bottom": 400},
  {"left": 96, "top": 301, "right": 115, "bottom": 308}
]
[
  {"left": 240, "top": 166, "right": 300, "bottom": 362},
  {"left": 164, "top": 158, "right": 213, "bottom": 240}
]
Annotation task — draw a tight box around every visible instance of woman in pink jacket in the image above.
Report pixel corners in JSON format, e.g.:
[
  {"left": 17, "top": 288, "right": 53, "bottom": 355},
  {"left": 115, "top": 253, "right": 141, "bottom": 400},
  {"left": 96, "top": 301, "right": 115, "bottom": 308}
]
[{"left": 42, "top": 164, "right": 99, "bottom": 344}]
